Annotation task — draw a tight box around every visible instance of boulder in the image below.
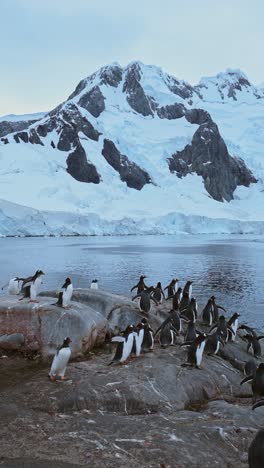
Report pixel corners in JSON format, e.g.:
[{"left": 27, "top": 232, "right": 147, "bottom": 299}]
[{"left": 0, "top": 296, "right": 107, "bottom": 359}]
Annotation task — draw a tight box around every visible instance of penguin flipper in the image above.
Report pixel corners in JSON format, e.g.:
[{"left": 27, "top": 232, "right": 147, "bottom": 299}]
[
  {"left": 209, "top": 324, "right": 217, "bottom": 333},
  {"left": 240, "top": 374, "right": 254, "bottom": 385},
  {"left": 257, "top": 336, "right": 264, "bottom": 341},
  {"left": 180, "top": 341, "right": 192, "bottom": 347},
  {"left": 130, "top": 285, "right": 138, "bottom": 292},
  {"left": 132, "top": 294, "right": 140, "bottom": 301},
  {"left": 227, "top": 325, "right": 235, "bottom": 336},
  {"left": 180, "top": 314, "right": 189, "bottom": 322},
  {"left": 252, "top": 400, "right": 264, "bottom": 411}
]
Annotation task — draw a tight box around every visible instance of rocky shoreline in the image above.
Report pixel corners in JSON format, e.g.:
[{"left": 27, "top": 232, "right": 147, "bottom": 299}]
[{"left": 0, "top": 290, "right": 263, "bottom": 467}]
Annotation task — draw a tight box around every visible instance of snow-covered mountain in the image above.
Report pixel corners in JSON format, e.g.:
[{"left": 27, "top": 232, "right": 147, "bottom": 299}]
[{"left": 0, "top": 61, "right": 264, "bottom": 236}]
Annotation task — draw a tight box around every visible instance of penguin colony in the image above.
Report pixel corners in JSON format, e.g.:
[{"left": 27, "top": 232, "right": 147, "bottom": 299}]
[{"left": 2, "top": 270, "right": 264, "bottom": 463}]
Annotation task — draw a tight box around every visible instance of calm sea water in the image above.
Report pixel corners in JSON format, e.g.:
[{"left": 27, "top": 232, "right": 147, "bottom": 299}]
[{"left": 0, "top": 234, "right": 263, "bottom": 329}]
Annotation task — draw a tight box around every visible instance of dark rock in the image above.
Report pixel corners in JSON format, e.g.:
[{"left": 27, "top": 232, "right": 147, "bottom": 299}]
[
  {"left": 57, "top": 126, "right": 78, "bottom": 151},
  {"left": 0, "top": 333, "right": 24, "bottom": 350},
  {"left": 99, "top": 64, "right": 123, "bottom": 87},
  {"left": 0, "top": 119, "right": 38, "bottom": 138},
  {"left": 185, "top": 108, "right": 211, "bottom": 125},
  {"left": 1, "top": 137, "right": 9, "bottom": 144},
  {"left": 66, "top": 143, "right": 100, "bottom": 183},
  {"left": 168, "top": 118, "right": 257, "bottom": 201},
  {"left": 28, "top": 129, "right": 43, "bottom": 145},
  {"left": 123, "top": 63, "right": 153, "bottom": 116},
  {"left": 157, "top": 103, "right": 185, "bottom": 120},
  {"left": 14, "top": 131, "right": 29, "bottom": 143},
  {"left": 78, "top": 85, "right": 105, "bottom": 117},
  {"left": 102, "top": 139, "right": 152, "bottom": 190},
  {"left": 51, "top": 141, "right": 55, "bottom": 148},
  {"left": 165, "top": 76, "right": 201, "bottom": 103}
]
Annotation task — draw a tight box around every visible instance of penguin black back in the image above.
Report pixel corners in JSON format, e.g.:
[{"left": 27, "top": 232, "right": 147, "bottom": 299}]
[{"left": 248, "top": 429, "right": 264, "bottom": 468}]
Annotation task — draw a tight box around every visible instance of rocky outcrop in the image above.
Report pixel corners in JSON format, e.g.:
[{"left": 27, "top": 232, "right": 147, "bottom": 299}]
[
  {"left": 78, "top": 85, "right": 105, "bottom": 117},
  {"left": 0, "top": 119, "right": 38, "bottom": 138},
  {"left": 123, "top": 64, "right": 153, "bottom": 117},
  {"left": 102, "top": 139, "right": 152, "bottom": 190},
  {"left": 66, "top": 143, "right": 100, "bottom": 183},
  {"left": 0, "top": 296, "right": 107, "bottom": 358},
  {"left": 99, "top": 63, "right": 123, "bottom": 87},
  {"left": 168, "top": 116, "right": 257, "bottom": 201},
  {"left": 157, "top": 102, "right": 185, "bottom": 120}
]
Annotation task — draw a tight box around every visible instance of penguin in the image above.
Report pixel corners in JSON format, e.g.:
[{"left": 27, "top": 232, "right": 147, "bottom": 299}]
[
  {"left": 2, "top": 277, "right": 25, "bottom": 295},
  {"left": 240, "top": 363, "right": 264, "bottom": 405},
  {"left": 182, "top": 280, "right": 193, "bottom": 299},
  {"left": 248, "top": 429, "right": 264, "bottom": 467},
  {"left": 244, "top": 359, "right": 258, "bottom": 377},
  {"left": 166, "top": 287, "right": 182, "bottom": 309},
  {"left": 164, "top": 279, "right": 178, "bottom": 299},
  {"left": 244, "top": 334, "right": 264, "bottom": 358},
  {"left": 184, "top": 320, "right": 203, "bottom": 343},
  {"left": 132, "top": 287, "right": 158, "bottom": 314},
  {"left": 205, "top": 331, "right": 225, "bottom": 355},
  {"left": 180, "top": 292, "right": 190, "bottom": 312},
  {"left": 202, "top": 299, "right": 214, "bottom": 326},
  {"left": 155, "top": 318, "right": 178, "bottom": 348},
  {"left": 155, "top": 310, "right": 183, "bottom": 338},
  {"left": 49, "top": 337, "right": 72, "bottom": 381},
  {"left": 181, "top": 298, "right": 198, "bottom": 323},
  {"left": 211, "top": 296, "right": 226, "bottom": 322},
  {"left": 19, "top": 270, "right": 44, "bottom": 302},
  {"left": 181, "top": 334, "right": 208, "bottom": 369},
  {"left": 227, "top": 313, "right": 240, "bottom": 342},
  {"left": 152, "top": 282, "right": 165, "bottom": 304},
  {"left": 209, "top": 315, "right": 235, "bottom": 343},
  {"left": 109, "top": 325, "right": 135, "bottom": 364},
  {"left": 141, "top": 318, "right": 154, "bottom": 352},
  {"left": 53, "top": 278, "right": 73, "bottom": 309},
  {"left": 90, "top": 279, "right": 98, "bottom": 289},
  {"left": 175, "top": 286, "right": 183, "bottom": 303},
  {"left": 131, "top": 323, "right": 144, "bottom": 357},
  {"left": 130, "top": 275, "right": 147, "bottom": 295}
]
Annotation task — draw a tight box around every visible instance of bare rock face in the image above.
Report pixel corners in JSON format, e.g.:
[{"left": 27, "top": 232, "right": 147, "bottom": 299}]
[
  {"left": 66, "top": 143, "right": 100, "bottom": 183},
  {"left": 0, "top": 119, "right": 38, "bottom": 138},
  {"left": 168, "top": 116, "right": 257, "bottom": 201},
  {"left": 123, "top": 63, "right": 153, "bottom": 116},
  {"left": 102, "top": 139, "right": 152, "bottom": 190},
  {"left": 78, "top": 85, "right": 105, "bottom": 117},
  {"left": 99, "top": 63, "right": 123, "bottom": 88},
  {"left": 157, "top": 102, "right": 185, "bottom": 120},
  {"left": 0, "top": 296, "right": 107, "bottom": 359}
]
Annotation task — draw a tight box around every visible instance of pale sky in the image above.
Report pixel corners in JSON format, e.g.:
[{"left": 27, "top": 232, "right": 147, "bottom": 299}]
[{"left": 0, "top": 0, "right": 263, "bottom": 115}]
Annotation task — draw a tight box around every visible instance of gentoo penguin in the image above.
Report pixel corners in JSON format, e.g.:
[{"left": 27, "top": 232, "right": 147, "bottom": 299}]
[
  {"left": 49, "top": 337, "right": 72, "bottom": 381},
  {"left": 182, "top": 280, "right": 193, "bottom": 299},
  {"left": 181, "top": 333, "right": 208, "bottom": 369},
  {"left": 164, "top": 279, "right": 178, "bottom": 299},
  {"left": 90, "top": 279, "right": 98, "bottom": 289},
  {"left": 244, "top": 359, "right": 258, "bottom": 376},
  {"left": 202, "top": 299, "right": 214, "bottom": 326},
  {"left": 152, "top": 282, "right": 165, "bottom": 304},
  {"left": 211, "top": 296, "right": 226, "bottom": 323},
  {"left": 248, "top": 429, "right": 264, "bottom": 467},
  {"left": 155, "top": 310, "right": 182, "bottom": 339},
  {"left": 181, "top": 298, "right": 198, "bottom": 323},
  {"left": 180, "top": 292, "right": 190, "bottom": 312},
  {"left": 166, "top": 288, "right": 182, "bottom": 310},
  {"left": 210, "top": 315, "right": 235, "bottom": 343},
  {"left": 109, "top": 325, "right": 135, "bottom": 365},
  {"left": 141, "top": 318, "right": 154, "bottom": 352},
  {"left": 53, "top": 278, "right": 73, "bottom": 309},
  {"left": 2, "top": 277, "right": 25, "bottom": 295},
  {"left": 131, "top": 323, "right": 144, "bottom": 357},
  {"left": 205, "top": 331, "right": 225, "bottom": 355},
  {"left": 184, "top": 320, "right": 202, "bottom": 343},
  {"left": 244, "top": 334, "right": 264, "bottom": 358},
  {"left": 130, "top": 275, "right": 147, "bottom": 295},
  {"left": 132, "top": 287, "right": 158, "bottom": 314},
  {"left": 155, "top": 318, "right": 178, "bottom": 348},
  {"left": 240, "top": 363, "right": 264, "bottom": 405},
  {"left": 227, "top": 313, "right": 240, "bottom": 342},
  {"left": 19, "top": 270, "right": 44, "bottom": 302}
]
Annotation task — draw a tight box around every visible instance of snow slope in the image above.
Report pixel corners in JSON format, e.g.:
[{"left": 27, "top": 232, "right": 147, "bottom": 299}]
[{"left": 0, "top": 62, "right": 264, "bottom": 236}]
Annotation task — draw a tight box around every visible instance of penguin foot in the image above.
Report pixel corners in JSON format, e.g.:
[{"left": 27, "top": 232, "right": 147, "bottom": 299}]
[
  {"left": 63, "top": 305, "right": 71, "bottom": 309},
  {"left": 196, "top": 365, "right": 203, "bottom": 370},
  {"left": 60, "top": 376, "right": 67, "bottom": 381},
  {"left": 49, "top": 375, "right": 56, "bottom": 381}
]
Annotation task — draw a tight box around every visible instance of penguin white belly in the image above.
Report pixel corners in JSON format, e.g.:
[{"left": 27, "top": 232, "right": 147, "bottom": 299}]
[
  {"left": 196, "top": 341, "right": 206, "bottom": 366},
  {"left": 231, "top": 320, "right": 238, "bottom": 342},
  {"left": 189, "top": 285, "right": 192, "bottom": 299},
  {"left": 170, "top": 330, "right": 174, "bottom": 345},
  {"left": 135, "top": 329, "right": 144, "bottom": 356},
  {"left": 63, "top": 284, "right": 73, "bottom": 307},
  {"left": 209, "top": 311, "right": 212, "bottom": 326},
  {"left": 91, "top": 283, "right": 98, "bottom": 289},
  {"left": 121, "top": 333, "right": 134, "bottom": 362},
  {"left": 215, "top": 340, "right": 220, "bottom": 355},
  {"left": 8, "top": 279, "right": 20, "bottom": 295},
  {"left": 31, "top": 276, "right": 42, "bottom": 299},
  {"left": 49, "top": 348, "right": 71, "bottom": 377},
  {"left": 149, "top": 331, "right": 154, "bottom": 350}
]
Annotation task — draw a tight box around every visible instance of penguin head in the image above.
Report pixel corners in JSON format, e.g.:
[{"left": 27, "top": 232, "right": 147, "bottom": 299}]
[
  {"left": 232, "top": 312, "right": 240, "bottom": 319},
  {"left": 211, "top": 295, "right": 216, "bottom": 301},
  {"left": 63, "top": 337, "right": 72, "bottom": 347},
  {"left": 141, "top": 318, "right": 148, "bottom": 325},
  {"left": 157, "top": 282, "right": 162, "bottom": 288},
  {"left": 140, "top": 275, "right": 146, "bottom": 280},
  {"left": 187, "top": 280, "right": 193, "bottom": 285},
  {"left": 177, "top": 287, "right": 182, "bottom": 293},
  {"left": 219, "top": 315, "right": 226, "bottom": 322},
  {"left": 190, "top": 298, "right": 196, "bottom": 304},
  {"left": 36, "top": 270, "right": 45, "bottom": 276},
  {"left": 258, "top": 363, "right": 264, "bottom": 372},
  {"left": 92, "top": 279, "right": 98, "bottom": 283},
  {"left": 175, "top": 278, "right": 180, "bottom": 283}
]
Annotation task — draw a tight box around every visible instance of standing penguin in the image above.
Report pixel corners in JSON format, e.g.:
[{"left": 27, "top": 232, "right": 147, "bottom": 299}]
[
  {"left": 2, "top": 277, "right": 25, "bottom": 295},
  {"left": 164, "top": 279, "right": 178, "bottom": 299},
  {"left": 181, "top": 298, "right": 198, "bottom": 323},
  {"left": 90, "top": 279, "right": 99, "bottom": 289},
  {"left": 180, "top": 292, "right": 190, "bottom": 312},
  {"left": 210, "top": 315, "right": 235, "bottom": 343},
  {"left": 248, "top": 429, "right": 264, "bottom": 467},
  {"left": 53, "top": 278, "right": 73, "bottom": 309},
  {"left": 184, "top": 320, "right": 202, "bottom": 343},
  {"left": 154, "top": 310, "right": 183, "bottom": 339},
  {"left": 132, "top": 287, "right": 158, "bottom": 314},
  {"left": 155, "top": 318, "right": 178, "bottom": 348},
  {"left": 205, "top": 331, "right": 225, "bottom": 355},
  {"left": 227, "top": 313, "right": 240, "bottom": 342},
  {"left": 130, "top": 275, "right": 147, "bottom": 295},
  {"left": 19, "top": 270, "right": 44, "bottom": 302},
  {"left": 182, "top": 280, "right": 193, "bottom": 299},
  {"left": 110, "top": 325, "right": 135, "bottom": 365},
  {"left": 49, "top": 337, "right": 72, "bottom": 381},
  {"left": 152, "top": 282, "right": 165, "bottom": 304},
  {"left": 241, "top": 363, "right": 264, "bottom": 407},
  {"left": 211, "top": 296, "right": 226, "bottom": 323},
  {"left": 202, "top": 298, "right": 214, "bottom": 326},
  {"left": 131, "top": 323, "right": 144, "bottom": 357},
  {"left": 244, "top": 334, "right": 264, "bottom": 358},
  {"left": 181, "top": 334, "right": 208, "bottom": 369},
  {"left": 141, "top": 318, "right": 154, "bottom": 352},
  {"left": 244, "top": 359, "right": 258, "bottom": 377}
]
